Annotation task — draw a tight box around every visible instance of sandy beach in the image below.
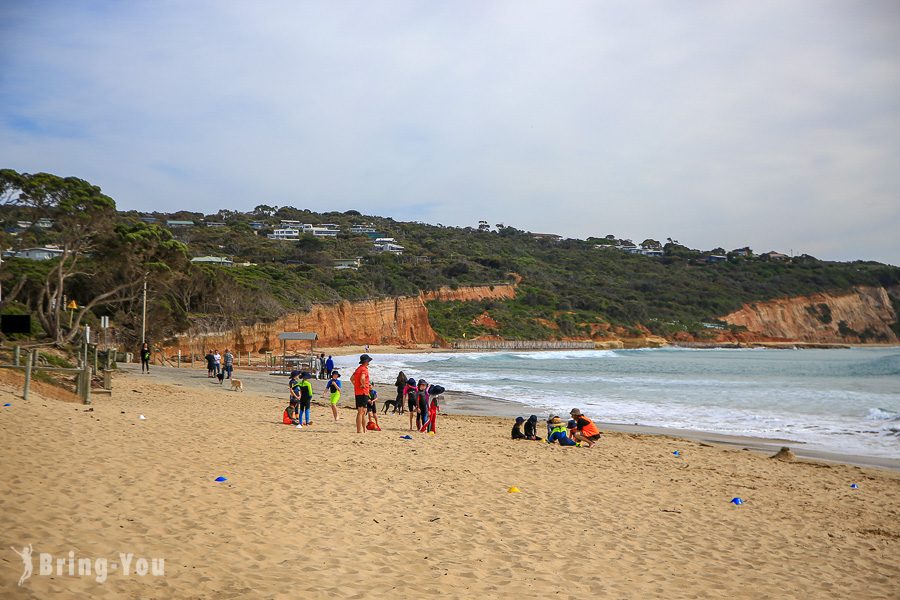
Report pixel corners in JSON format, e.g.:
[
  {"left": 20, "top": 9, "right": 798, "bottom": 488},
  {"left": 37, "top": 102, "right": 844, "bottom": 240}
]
[{"left": 1, "top": 363, "right": 898, "bottom": 599}]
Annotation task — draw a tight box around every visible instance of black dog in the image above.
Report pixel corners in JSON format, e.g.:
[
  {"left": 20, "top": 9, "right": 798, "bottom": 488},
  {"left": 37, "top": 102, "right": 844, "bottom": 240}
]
[
  {"left": 216, "top": 372, "right": 225, "bottom": 384},
  {"left": 382, "top": 396, "right": 402, "bottom": 414}
]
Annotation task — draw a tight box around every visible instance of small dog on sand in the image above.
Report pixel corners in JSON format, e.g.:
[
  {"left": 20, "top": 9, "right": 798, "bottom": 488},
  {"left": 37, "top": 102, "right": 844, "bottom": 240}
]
[
  {"left": 229, "top": 379, "right": 244, "bottom": 392},
  {"left": 382, "top": 397, "right": 402, "bottom": 414},
  {"left": 216, "top": 372, "right": 225, "bottom": 384}
]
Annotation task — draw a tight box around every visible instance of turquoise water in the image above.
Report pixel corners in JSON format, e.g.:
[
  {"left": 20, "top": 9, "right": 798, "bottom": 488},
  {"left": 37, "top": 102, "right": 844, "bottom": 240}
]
[{"left": 345, "top": 347, "right": 900, "bottom": 459}]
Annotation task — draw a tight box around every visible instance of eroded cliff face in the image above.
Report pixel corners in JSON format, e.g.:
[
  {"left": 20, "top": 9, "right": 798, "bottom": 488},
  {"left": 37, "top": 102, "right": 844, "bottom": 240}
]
[
  {"left": 168, "top": 284, "right": 516, "bottom": 353},
  {"left": 720, "top": 286, "right": 898, "bottom": 343}
]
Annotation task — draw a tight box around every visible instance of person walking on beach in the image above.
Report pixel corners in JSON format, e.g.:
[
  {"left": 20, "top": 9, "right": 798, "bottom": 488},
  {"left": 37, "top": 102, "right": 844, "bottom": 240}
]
[
  {"left": 205, "top": 350, "right": 215, "bottom": 378},
  {"left": 318, "top": 353, "right": 327, "bottom": 379},
  {"left": 325, "top": 355, "right": 335, "bottom": 378},
  {"left": 350, "top": 354, "right": 373, "bottom": 433},
  {"left": 223, "top": 349, "right": 234, "bottom": 379},
  {"left": 139, "top": 342, "right": 151, "bottom": 373},
  {"left": 569, "top": 408, "right": 602, "bottom": 448},
  {"left": 394, "top": 371, "right": 408, "bottom": 415},
  {"left": 213, "top": 350, "right": 221, "bottom": 376},
  {"left": 324, "top": 369, "right": 342, "bottom": 421}
]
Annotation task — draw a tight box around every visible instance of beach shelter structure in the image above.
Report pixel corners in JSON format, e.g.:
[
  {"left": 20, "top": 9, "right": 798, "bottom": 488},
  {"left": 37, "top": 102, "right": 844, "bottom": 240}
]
[{"left": 277, "top": 332, "right": 318, "bottom": 373}]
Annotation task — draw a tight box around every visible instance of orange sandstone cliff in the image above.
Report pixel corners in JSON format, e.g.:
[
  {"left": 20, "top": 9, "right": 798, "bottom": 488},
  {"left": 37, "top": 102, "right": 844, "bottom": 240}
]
[
  {"left": 720, "top": 286, "right": 898, "bottom": 344},
  {"left": 168, "top": 284, "right": 516, "bottom": 353}
]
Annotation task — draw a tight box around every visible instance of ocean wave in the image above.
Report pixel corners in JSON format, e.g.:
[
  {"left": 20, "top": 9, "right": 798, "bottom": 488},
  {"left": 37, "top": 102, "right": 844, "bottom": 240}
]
[{"left": 867, "top": 407, "right": 900, "bottom": 421}]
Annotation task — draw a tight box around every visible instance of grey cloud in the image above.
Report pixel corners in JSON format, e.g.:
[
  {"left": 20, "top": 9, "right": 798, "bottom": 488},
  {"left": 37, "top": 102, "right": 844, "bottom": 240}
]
[{"left": 0, "top": 0, "right": 897, "bottom": 264}]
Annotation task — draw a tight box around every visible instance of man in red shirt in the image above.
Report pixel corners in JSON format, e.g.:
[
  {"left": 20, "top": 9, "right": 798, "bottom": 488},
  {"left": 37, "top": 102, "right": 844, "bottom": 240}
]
[{"left": 350, "top": 354, "right": 373, "bottom": 433}]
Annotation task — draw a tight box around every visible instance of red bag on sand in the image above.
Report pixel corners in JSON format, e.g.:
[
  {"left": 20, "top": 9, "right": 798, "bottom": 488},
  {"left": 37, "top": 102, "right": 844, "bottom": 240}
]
[{"left": 366, "top": 421, "right": 381, "bottom": 431}]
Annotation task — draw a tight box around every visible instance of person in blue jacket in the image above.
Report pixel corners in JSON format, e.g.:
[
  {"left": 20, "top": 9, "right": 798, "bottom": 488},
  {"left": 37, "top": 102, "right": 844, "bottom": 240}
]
[{"left": 546, "top": 416, "right": 577, "bottom": 446}]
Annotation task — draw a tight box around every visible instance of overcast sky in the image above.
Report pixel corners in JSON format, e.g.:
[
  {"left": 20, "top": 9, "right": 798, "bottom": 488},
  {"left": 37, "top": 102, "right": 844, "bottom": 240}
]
[{"left": 1, "top": 1, "right": 898, "bottom": 264}]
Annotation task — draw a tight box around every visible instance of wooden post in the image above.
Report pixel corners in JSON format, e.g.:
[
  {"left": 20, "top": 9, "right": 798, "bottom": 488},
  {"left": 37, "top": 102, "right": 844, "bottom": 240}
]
[
  {"left": 92, "top": 345, "right": 98, "bottom": 375},
  {"left": 81, "top": 365, "right": 92, "bottom": 404},
  {"left": 102, "top": 369, "right": 112, "bottom": 391},
  {"left": 177, "top": 350, "right": 181, "bottom": 368},
  {"left": 23, "top": 350, "right": 33, "bottom": 400},
  {"left": 14, "top": 345, "right": 20, "bottom": 366}
]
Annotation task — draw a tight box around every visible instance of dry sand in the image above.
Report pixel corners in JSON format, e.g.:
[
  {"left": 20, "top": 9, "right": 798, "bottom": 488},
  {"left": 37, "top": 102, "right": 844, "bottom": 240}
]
[{"left": 1, "top": 364, "right": 898, "bottom": 599}]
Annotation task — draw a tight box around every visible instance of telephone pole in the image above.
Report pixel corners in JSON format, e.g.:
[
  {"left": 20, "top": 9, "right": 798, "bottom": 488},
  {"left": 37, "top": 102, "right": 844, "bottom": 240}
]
[{"left": 141, "top": 276, "right": 148, "bottom": 344}]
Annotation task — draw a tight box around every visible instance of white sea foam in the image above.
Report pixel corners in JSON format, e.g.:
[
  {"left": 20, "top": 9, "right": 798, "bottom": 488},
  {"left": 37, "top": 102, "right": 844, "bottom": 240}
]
[{"left": 362, "top": 347, "right": 900, "bottom": 458}]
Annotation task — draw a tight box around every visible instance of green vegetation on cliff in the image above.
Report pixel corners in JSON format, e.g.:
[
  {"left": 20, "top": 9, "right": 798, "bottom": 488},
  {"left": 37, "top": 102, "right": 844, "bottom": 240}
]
[{"left": 2, "top": 170, "right": 898, "bottom": 345}]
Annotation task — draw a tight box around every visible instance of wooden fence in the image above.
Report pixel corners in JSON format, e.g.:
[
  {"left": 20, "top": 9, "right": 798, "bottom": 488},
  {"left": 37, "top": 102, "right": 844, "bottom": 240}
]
[
  {"left": 0, "top": 347, "right": 113, "bottom": 404},
  {"left": 450, "top": 340, "right": 596, "bottom": 350}
]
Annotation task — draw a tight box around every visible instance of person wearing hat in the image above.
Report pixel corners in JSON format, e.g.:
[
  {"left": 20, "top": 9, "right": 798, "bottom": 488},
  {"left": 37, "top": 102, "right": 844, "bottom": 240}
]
[
  {"left": 288, "top": 370, "right": 302, "bottom": 404},
  {"left": 323, "top": 369, "right": 342, "bottom": 422},
  {"left": 546, "top": 416, "right": 577, "bottom": 446},
  {"left": 296, "top": 372, "right": 314, "bottom": 426},
  {"left": 523, "top": 415, "right": 542, "bottom": 441},
  {"left": 511, "top": 417, "right": 527, "bottom": 440},
  {"left": 350, "top": 354, "right": 373, "bottom": 433},
  {"left": 569, "top": 408, "right": 602, "bottom": 447}
]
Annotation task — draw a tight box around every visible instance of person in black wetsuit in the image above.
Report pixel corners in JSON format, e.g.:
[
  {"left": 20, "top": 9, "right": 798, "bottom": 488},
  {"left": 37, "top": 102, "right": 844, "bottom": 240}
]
[
  {"left": 511, "top": 417, "right": 526, "bottom": 439},
  {"left": 524, "top": 415, "right": 542, "bottom": 441}
]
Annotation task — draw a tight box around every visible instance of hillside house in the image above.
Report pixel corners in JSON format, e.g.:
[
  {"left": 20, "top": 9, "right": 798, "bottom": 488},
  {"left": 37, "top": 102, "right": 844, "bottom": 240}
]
[
  {"left": 762, "top": 251, "right": 789, "bottom": 261},
  {"left": 531, "top": 233, "right": 562, "bottom": 242},
  {"left": 14, "top": 247, "right": 65, "bottom": 261},
  {"left": 268, "top": 229, "right": 300, "bottom": 240},
  {"left": 706, "top": 255, "right": 727, "bottom": 263},
  {"left": 731, "top": 247, "right": 752, "bottom": 257},
  {"left": 373, "top": 238, "right": 404, "bottom": 254},
  {"left": 333, "top": 258, "right": 362, "bottom": 270},
  {"left": 190, "top": 256, "right": 233, "bottom": 266},
  {"left": 166, "top": 220, "right": 195, "bottom": 228}
]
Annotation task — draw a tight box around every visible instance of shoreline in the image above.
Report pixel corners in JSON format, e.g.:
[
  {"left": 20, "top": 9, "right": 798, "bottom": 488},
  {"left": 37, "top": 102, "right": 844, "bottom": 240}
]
[
  {"left": 436, "top": 389, "right": 900, "bottom": 471},
  {"left": 131, "top": 361, "right": 898, "bottom": 471}
]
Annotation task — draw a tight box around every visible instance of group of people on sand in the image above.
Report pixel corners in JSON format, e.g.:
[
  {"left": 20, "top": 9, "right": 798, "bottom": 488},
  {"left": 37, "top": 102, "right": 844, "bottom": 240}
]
[
  {"left": 511, "top": 408, "right": 602, "bottom": 448},
  {"left": 391, "top": 371, "right": 443, "bottom": 433},
  {"left": 282, "top": 354, "right": 444, "bottom": 435},
  {"left": 204, "top": 349, "right": 234, "bottom": 379}
]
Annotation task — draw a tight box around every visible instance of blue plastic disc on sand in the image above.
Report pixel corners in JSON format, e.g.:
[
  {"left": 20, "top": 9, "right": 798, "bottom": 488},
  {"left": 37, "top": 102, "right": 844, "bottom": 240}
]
[
  {"left": 672, "top": 450, "right": 680, "bottom": 456},
  {"left": 3, "top": 403, "right": 11, "bottom": 407},
  {"left": 400, "top": 435, "right": 412, "bottom": 440},
  {"left": 850, "top": 483, "right": 859, "bottom": 489},
  {"left": 731, "top": 497, "right": 743, "bottom": 505},
  {"left": 215, "top": 476, "right": 227, "bottom": 482}
]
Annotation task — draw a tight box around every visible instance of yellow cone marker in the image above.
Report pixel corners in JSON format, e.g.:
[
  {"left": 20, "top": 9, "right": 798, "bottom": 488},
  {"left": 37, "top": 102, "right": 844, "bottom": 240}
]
[{"left": 508, "top": 486, "right": 521, "bottom": 493}]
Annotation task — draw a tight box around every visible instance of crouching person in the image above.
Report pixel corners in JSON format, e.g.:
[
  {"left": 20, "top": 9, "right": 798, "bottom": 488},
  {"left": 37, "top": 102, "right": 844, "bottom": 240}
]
[
  {"left": 569, "top": 408, "right": 602, "bottom": 448},
  {"left": 546, "top": 416, "right": 577, "bottom": 446},
  {"left": 283, "top": 398, "right": 300, "bottom": 425}
]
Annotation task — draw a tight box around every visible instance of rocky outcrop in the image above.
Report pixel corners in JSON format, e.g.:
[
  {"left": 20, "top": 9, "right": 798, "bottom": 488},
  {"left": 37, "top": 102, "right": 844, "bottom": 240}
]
[
  {"left": 166, "top": 284, "right": 516, "bottom": 353},
  {"left": 721, "top": 286, "right": 898, "bottom": 343}
]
